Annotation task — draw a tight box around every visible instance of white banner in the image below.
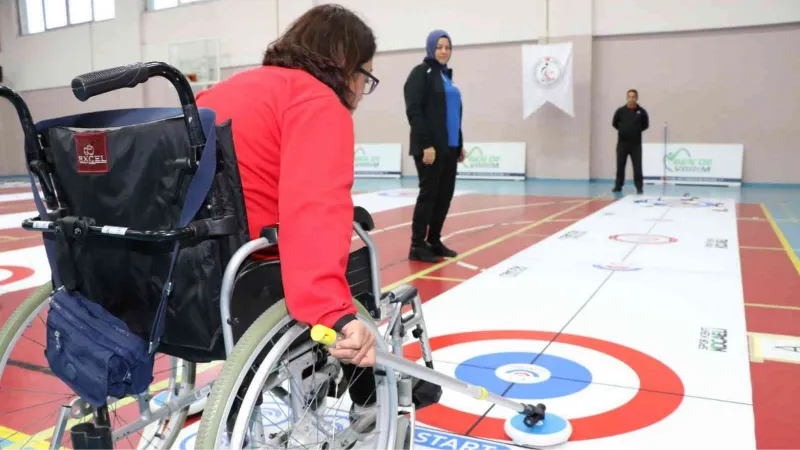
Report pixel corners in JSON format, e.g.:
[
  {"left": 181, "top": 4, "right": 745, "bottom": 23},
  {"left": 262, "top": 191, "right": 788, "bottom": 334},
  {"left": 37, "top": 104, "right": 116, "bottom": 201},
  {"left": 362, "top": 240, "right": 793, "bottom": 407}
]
[
  {"left": 643, "top": 143, "right": 744, "bottom": 187},
  {"left": 457, "top": 142, "right": 526, "bottom": 180},
  {"left": 354, "top": 143, "right": 402, "bottom": 178},
  {"left": 521, "top": 42, "right": 574, "bottom": 118}
]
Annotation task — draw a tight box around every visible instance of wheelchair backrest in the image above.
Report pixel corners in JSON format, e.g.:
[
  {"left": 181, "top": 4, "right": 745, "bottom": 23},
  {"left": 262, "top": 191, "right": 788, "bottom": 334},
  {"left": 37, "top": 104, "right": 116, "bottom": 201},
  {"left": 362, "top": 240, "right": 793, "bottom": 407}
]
[{"left": 34, "top": 108, "right": 250, "bottom": 362}]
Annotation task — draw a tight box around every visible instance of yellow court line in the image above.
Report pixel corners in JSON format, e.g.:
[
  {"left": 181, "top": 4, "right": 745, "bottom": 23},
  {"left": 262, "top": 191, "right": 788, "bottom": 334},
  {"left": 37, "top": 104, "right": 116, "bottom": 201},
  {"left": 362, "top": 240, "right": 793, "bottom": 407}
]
[
  {"left": 383, "top": 196, "right": 603, "bottom": 292},
  {"left": 0, "top": 426, "right": 51, "bottom": 450},
  {"left": 761, "top": 204, "right": 800, "bottom": 277},
  {"left": 744, "top": 302, "right": 800, "bottom": 312},
  {"left": 29, "top": 361, "right": 222, "bottom": 443},
  {"left": 739, "top": 246, "right": 785, "bottom": 251},
  {"left": 419, "top": 276, "right": 468, "bottom": 283}
]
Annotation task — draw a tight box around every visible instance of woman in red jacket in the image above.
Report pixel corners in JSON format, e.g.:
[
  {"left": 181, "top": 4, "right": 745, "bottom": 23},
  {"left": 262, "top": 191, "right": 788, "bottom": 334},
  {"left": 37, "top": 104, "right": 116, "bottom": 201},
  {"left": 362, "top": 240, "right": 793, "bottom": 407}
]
[{"left": 196, "top": 3, "right": 380, "bottom": 424}]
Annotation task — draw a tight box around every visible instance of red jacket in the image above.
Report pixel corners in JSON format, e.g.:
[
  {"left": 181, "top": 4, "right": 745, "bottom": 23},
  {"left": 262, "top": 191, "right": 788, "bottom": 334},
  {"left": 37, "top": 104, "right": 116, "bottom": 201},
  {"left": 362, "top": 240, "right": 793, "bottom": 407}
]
[{"left": 196, "top": 66, "right": 358, "bottom": 331}]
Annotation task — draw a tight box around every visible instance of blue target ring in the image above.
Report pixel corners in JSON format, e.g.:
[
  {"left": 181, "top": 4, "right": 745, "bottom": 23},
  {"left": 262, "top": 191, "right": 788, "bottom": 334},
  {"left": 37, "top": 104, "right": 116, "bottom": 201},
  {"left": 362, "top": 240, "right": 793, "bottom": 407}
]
[{"left": 455, "top": 352, "right": 592, "bottom": 399}]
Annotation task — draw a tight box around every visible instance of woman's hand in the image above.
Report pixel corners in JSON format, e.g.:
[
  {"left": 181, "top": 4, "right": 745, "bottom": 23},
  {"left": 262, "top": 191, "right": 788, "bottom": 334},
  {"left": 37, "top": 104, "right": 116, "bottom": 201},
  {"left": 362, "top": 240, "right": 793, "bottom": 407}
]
[
  {"left": 422, "top": 147, "right": 436, "bottom": 165},
  {"left": 326, "top": 319, "right": 376, "bottom": 367}
]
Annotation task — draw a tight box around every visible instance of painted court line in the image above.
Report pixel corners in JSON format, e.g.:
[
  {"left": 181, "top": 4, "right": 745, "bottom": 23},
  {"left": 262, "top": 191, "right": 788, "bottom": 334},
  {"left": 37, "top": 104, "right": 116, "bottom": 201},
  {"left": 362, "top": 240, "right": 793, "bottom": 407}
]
[
  {"left": 740, "top": 246, "right": 785, "bottom": 251},
  {"left": 382, "top": 196, "right": 602, "bottom": 292},
  {"left": 744, "top": 303, "right": 800, "bottom": 312},
  {"left": 761, "top": 204, "right": 800, "bottom": 277},
  {"left": 456, "top": 261, "right": 481, "bottom": 271},
  {"left": 419, "top": 276, "right": 468, "bottom": 283},
  {"left": 0, "top": 426, "right": 49, "bottom": 450},
  {"left": 352, "top": 201, "right": 556, "bottom": 241}
]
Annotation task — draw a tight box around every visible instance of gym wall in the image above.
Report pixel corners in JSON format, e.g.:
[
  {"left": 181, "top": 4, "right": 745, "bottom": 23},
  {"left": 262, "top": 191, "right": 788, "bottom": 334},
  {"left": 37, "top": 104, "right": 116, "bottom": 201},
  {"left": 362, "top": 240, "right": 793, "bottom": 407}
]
[{"left": 0, "top": 0, "right": 797, "bottom": 183}]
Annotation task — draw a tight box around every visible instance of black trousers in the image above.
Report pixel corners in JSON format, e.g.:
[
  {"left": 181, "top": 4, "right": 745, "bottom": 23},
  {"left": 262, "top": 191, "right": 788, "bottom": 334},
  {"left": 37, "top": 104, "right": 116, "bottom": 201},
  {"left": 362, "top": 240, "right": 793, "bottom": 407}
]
[
  {"left": 411, "top": 147, "right": 459, "bottom": 246},
  {"left": 615, "top": 142, "right": 643, "bottom": 191},
  {"left": 342, "top": 363, "right": 375, "bottom": 406}
]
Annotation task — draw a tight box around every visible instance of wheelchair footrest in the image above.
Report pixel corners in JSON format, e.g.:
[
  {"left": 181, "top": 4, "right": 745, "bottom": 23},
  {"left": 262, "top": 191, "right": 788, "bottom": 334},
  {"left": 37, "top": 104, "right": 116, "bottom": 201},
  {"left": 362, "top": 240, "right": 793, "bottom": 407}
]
[{"left": 412, "top": 378, "right": 443, "bottom": 411}]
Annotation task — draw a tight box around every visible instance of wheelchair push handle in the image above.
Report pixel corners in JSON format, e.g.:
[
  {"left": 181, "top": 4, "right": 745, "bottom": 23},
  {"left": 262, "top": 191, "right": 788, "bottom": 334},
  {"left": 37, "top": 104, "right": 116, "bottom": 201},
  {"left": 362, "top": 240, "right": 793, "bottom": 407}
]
[
  {"left": 71, "top": 63, "right": 150, "bottom": 102},
  {"left": 0, "top": 85, "right": 59, "bottom": 209},
  {"left": 72, "top": 61, "right": 206, "bottom": 156}
]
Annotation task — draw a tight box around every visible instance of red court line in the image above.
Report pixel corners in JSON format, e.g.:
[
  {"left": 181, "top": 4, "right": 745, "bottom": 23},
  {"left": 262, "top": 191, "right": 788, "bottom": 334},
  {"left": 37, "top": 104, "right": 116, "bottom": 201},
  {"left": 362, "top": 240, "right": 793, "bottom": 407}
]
[{"left": 739, "top": 202, "right": 800, "bottom": 449}]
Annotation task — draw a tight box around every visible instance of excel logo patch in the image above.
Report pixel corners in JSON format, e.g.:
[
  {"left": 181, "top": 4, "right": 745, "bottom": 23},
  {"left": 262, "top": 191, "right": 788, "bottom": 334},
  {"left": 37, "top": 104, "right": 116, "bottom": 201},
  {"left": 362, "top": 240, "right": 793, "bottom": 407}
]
[{"left": 75, "top": 131, "right": 109, "bottom": 174}]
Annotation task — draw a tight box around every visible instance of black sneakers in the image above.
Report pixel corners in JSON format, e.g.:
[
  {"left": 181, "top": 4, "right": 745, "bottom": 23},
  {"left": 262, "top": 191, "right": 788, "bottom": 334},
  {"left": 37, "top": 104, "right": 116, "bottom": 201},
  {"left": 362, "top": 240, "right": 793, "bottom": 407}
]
[
  {"left": 409, "top": 241, "right": 457, "bottom": 262},
  {"left": 409, "top": 244, "right": 439, "bottom": 263},
  {"left": 428, "top": 241, "right": 457, "bottom": 258}
]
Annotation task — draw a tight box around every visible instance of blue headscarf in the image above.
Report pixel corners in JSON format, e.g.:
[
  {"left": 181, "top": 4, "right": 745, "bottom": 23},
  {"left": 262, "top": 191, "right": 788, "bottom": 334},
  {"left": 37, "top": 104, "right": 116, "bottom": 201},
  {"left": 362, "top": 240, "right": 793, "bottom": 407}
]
[{"left": 426, "top": 29, "right": 451, "bottom": 65}]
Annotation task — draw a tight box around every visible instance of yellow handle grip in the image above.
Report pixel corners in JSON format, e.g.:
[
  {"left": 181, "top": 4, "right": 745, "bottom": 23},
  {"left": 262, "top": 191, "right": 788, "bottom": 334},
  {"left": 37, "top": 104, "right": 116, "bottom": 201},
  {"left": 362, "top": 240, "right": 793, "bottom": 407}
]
[{"left": 310, "top": 325, "right": 339, "bottom": 347}]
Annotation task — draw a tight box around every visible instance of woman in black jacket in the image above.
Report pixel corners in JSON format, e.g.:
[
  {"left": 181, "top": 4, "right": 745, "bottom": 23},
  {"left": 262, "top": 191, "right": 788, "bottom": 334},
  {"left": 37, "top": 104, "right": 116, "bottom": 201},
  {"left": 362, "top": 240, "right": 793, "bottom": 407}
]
[{"left": 404, "top": 29, "right": 465, "bottom": 263}]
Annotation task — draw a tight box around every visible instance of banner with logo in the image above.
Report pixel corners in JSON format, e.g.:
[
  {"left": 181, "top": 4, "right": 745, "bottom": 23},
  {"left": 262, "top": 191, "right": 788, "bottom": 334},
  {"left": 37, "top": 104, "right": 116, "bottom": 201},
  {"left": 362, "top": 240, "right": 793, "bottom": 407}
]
[
  {"left": 457, "top": 142, "right": 526, "bottom": 180},
  {"left": 642, "top": 143, "right": 744, "bottom": 187},
  {"left": 354, "top": 143, "right": 402, "bottom": 178},
  {"left": 521, "top": 42, "right": 574, "bottom": 118}
]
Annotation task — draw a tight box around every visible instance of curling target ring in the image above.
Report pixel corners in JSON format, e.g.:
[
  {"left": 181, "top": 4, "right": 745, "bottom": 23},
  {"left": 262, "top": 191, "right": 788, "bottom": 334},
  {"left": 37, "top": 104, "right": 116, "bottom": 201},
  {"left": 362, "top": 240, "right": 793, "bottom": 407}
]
[
  {"left": 404, "top": 330, "right": 684, "bottom": 442},
  {"left": 610, "top": 234, "right": 677, "bottom": 244},
  {"left": 0, "top": 265, "right": 35, "bottom": 286}
]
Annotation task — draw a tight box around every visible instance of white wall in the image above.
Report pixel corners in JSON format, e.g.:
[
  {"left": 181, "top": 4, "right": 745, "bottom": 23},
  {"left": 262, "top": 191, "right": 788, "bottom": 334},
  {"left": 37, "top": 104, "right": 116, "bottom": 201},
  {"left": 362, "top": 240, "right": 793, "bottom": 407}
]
[
  {"left": 0, "top": 0, "right": 797, "bottom": 92},
  {"left": 331, "top": 0, "right": 546, "bottom": 51},
  {"left": 0, "top": 0, "right": 313, "bottom": 92},
  {"left": 0, "top": 0, "right": 143, "bottom": 91},
  {"left": 593, "top": 0, "right": 800, "bottom": 36}
]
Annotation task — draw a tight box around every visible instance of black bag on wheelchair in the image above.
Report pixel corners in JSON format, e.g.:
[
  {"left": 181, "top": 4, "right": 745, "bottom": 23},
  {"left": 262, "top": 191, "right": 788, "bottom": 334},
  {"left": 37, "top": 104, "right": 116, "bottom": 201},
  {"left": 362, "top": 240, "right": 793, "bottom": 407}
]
[{"left": 22, "top": 72, "right": 250, "bottom": 405}]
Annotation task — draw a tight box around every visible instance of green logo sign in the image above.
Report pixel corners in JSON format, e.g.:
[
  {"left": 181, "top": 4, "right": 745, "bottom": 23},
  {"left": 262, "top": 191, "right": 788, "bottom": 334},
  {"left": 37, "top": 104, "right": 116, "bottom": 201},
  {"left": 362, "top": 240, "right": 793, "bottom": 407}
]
[
  {"left": 354, "top": 147, "right": 380, "bottom": 168},
  {"left": 664, "top": 148, "right": 712, "bottom": 173},
  {"left": 462, "top": 146, "right": 500, "bottom": 169}
]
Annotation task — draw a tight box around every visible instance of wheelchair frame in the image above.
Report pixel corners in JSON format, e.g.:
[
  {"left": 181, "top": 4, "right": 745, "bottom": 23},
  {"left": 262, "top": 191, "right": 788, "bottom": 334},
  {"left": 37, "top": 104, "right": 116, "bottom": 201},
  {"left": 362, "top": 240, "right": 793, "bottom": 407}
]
[{"left": 0, "top": 62, "right": 437, "bottom": 450}]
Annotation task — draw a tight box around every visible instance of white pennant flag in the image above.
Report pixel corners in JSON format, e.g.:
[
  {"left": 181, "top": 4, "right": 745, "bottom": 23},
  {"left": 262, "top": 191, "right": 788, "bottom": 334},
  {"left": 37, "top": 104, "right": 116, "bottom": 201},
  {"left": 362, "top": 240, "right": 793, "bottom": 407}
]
[{"left": 522, "top": 42, "right": 574, "bottom": 118}]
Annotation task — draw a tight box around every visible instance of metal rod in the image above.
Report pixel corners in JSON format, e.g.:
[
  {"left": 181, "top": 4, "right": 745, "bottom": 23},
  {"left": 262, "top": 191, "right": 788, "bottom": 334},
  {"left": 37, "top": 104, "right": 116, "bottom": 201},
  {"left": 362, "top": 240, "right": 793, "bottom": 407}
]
[
  {"left": 375, "top": 349, "right": 525, "bottom": 415},
  {"left": 219, "top": 237, "right": 275, "bottom": 356},
  {"left": 663, "top": 121, "right": 668, "bottom": 197}
]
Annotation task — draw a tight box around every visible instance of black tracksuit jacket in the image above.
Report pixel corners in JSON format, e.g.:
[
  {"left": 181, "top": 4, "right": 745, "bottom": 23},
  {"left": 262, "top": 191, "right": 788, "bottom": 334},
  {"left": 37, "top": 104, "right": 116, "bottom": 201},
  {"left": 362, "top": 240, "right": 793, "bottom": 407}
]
[{"left": 612, "top": 104, "right": 649, "bottom": 148}]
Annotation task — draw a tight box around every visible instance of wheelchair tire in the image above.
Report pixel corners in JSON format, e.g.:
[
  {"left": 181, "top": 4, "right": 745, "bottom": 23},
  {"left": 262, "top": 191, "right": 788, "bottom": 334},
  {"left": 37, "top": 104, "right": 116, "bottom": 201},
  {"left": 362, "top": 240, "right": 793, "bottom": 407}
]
[
  {"left": 196, "top": 297, "right": 400, "bottom": 449},
  {"left": 0, "top": 282, "right": 52, "bottom": 375}
]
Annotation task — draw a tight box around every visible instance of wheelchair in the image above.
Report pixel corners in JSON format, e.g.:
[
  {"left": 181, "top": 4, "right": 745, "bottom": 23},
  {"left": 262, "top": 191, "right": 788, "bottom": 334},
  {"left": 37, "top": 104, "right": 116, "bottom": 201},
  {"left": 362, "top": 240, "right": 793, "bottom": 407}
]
[{"left": 0, "top": 62, "right": 440, "bottom": 450}]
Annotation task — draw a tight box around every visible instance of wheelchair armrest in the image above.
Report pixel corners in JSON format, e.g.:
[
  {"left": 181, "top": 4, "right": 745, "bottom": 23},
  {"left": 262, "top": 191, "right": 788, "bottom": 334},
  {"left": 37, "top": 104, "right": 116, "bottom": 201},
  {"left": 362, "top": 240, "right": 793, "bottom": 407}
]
[
  {"left": 353, "top": 206, "right": 375, "bottom": 232},
  {"left": 260, "top": 225, "right": 278, "bottom": 244},
  {"left": 21, "top": 215, "right": 238, "bottom": 242}
]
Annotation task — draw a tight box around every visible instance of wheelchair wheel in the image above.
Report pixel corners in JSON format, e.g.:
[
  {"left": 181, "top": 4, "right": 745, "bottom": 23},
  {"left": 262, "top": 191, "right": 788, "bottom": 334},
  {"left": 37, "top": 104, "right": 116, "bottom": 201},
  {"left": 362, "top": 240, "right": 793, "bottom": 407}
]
[
  {"left": 197, "top": 298, "right": 406, "bottom": 450},
  {"left": 0, "top": 282, "right": 198, "bottom": 450}
]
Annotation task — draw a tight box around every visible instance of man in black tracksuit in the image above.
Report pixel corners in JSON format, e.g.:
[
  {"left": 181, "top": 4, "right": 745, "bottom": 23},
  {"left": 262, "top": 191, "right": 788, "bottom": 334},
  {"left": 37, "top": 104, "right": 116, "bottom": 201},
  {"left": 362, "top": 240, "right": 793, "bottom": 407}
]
[{"left": 612, "top": 89, "right": 649, "bottom": 194}]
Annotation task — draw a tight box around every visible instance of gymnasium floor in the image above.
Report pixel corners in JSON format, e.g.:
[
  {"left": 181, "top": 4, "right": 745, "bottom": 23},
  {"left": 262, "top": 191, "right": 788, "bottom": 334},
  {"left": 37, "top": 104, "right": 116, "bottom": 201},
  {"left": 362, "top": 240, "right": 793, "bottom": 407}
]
[{"left": 0, "top": 177, "right": 799, "bottom": 449}]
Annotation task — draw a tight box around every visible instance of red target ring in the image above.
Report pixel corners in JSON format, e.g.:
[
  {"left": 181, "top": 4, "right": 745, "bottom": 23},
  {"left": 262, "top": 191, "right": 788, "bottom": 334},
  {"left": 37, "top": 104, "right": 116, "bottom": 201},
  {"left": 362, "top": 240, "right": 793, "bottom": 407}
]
[
  {"left": 404, "top": 330, "right": 684, "bottom": 442},
  {"left": 0, "top": 265, "right": 35, "bottom": 286}
]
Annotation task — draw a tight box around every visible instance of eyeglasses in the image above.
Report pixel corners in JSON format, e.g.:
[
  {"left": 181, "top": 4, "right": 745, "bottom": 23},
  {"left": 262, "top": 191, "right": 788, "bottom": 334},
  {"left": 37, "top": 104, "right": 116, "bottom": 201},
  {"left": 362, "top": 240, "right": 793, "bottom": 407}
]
[{"left": 357, "top": 67, "right": 379, "bottom": 95}]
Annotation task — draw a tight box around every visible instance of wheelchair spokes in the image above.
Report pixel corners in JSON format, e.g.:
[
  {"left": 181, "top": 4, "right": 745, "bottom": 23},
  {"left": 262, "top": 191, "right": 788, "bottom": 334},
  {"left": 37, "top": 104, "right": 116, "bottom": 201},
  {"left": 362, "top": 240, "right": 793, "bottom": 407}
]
[
  {"left": 196, "top": 301, "right": 395, "bottom": 450},
  {"left": 0, "top": 286, "right": 203, "bottom": 450}
]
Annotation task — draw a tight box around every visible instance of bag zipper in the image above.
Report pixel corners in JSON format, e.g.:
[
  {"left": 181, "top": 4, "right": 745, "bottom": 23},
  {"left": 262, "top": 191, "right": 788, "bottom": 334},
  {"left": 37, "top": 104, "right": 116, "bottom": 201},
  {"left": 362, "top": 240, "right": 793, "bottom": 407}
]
[{"left": 50, "top": 294, "right": 142, "bottom": 363}]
